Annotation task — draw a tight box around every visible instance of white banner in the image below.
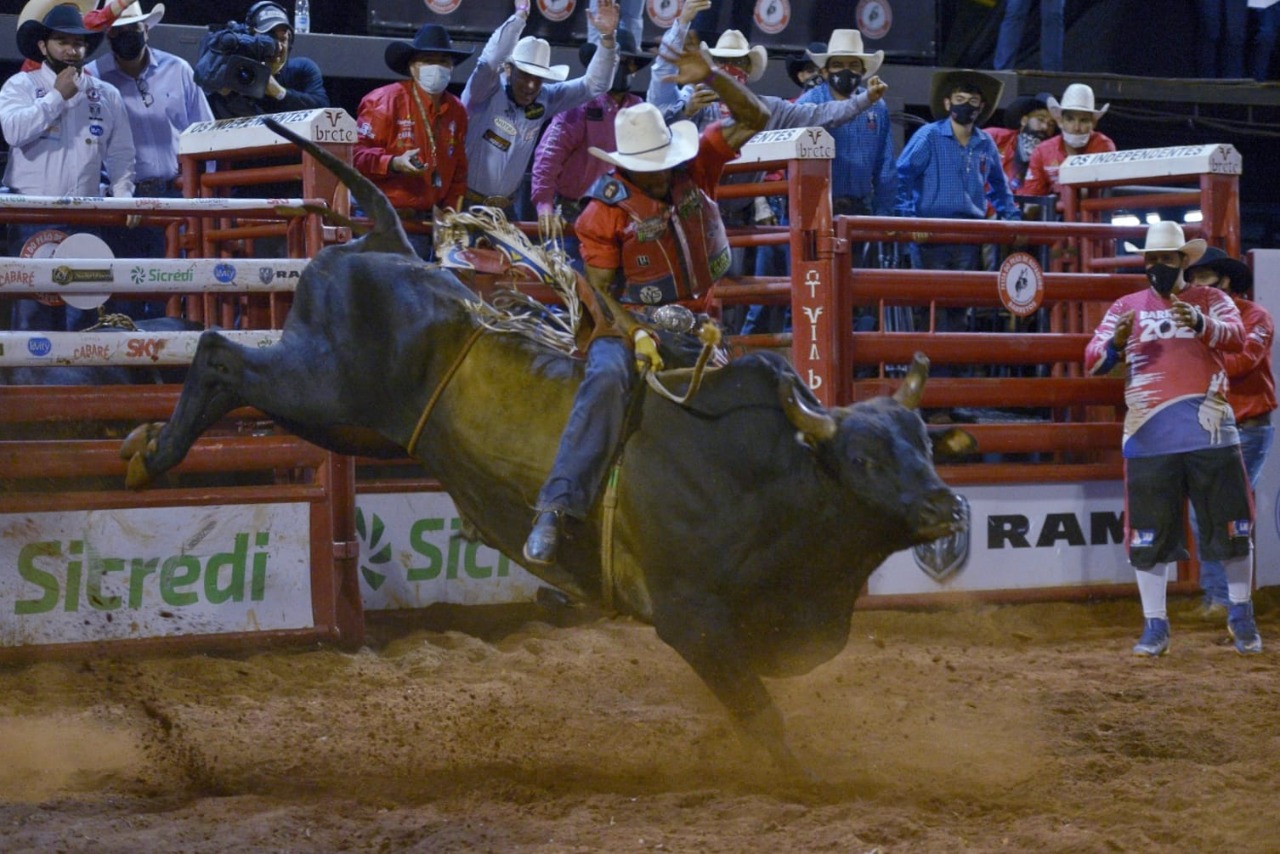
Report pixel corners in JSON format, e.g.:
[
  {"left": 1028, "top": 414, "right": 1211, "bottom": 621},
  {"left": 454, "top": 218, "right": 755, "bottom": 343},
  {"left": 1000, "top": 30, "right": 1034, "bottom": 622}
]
[
  {"left": 0, "top": 258, "right": 307, "bottom": 293},
  {"left": 868, "top": 481, "right": 1133, "bottom": 596},
  {"left": 355, "top": 493, "right": 543, "bottom": 609},
  {"left": 0, "top": 329, "right": 281, "bottom": 367},
  {"left": 0, "top": 503, "right": 314, "bottom": 646}
]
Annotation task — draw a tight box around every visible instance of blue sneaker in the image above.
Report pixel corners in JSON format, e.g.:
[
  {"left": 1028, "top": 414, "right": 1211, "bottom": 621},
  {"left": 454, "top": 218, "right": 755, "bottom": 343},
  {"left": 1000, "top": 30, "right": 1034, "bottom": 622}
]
[
  {"left": 1133, "top": 618, "right": 1170, "bottom": 657},
  {"left": 1228, "top": 602, "right": 1263, "bottom": 655}
]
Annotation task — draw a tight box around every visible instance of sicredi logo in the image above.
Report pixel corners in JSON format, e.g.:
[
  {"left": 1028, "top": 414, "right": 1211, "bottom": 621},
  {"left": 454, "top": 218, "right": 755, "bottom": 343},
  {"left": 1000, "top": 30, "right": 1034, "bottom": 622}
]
[{"left": 13, "top": 532, "right": 273, "bottom": 614}]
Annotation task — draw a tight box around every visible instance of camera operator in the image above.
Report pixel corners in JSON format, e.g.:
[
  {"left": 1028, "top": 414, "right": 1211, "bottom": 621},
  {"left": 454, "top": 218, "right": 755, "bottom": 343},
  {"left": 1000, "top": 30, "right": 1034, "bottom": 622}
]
[{"left": 197, "top": 1, "right": 327, "bottom": 119}]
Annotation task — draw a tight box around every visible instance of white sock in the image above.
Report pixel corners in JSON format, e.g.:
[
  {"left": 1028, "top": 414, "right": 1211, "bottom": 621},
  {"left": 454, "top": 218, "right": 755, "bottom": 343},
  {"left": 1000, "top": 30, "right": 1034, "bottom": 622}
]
[
  {"left": 1224, "top": 552, "right": 1254, "bottom": 604},
  {"left": 1135, "top": 564, "right": 1170, "bottom": 620}
]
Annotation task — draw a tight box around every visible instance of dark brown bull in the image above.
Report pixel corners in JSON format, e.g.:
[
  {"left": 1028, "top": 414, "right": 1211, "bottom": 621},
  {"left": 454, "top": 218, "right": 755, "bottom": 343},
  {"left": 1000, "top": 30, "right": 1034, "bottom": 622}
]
[{"left": 121, "top": 119, "right": 970, "bottom": 777}]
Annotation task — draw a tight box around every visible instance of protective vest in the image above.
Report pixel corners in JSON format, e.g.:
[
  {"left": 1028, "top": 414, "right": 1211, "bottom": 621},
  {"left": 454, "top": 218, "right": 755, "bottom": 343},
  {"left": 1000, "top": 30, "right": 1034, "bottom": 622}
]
[{"left": 586, "top": 172, "right": 732, "bottom": 306}]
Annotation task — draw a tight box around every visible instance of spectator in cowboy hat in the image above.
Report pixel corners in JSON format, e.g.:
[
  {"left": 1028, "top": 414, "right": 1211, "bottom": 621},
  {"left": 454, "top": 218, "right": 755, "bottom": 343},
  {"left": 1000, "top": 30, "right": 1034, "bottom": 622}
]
[
  {"left": 985, "top": 91, "right": 1055, "bottom": 193},
  {"left": 462, "top": 0, "right": 620, "bottom": 217},
  {"left": 1, "top": 0, "right": 136, "bottom": 331},
  {"left": 17, "top": 0, "right": 129, "bottom": 73},
  {"left": 354, "top": 23, "right": 474, "bottom": 257},
  {"left": 522, "top": 34, "right": 770, "bottom": 569},
  {"left": 785, "top": 42, "right": 827, "bottom": 92},
  {"left": 530, "top": 29, "right": 654, "bottom": 260},
  {"left": 1086, "top": 221, "right": 1261, "bottom": 657},
  {"left": 87, "top": 1, "right": 213, "bottom": 319},
  {"left": 1020, "top": 83, "right": 1116, "bottom": 198},
  {"left": 1182, "top": 248, "right": 1275, "bottom": 620}
]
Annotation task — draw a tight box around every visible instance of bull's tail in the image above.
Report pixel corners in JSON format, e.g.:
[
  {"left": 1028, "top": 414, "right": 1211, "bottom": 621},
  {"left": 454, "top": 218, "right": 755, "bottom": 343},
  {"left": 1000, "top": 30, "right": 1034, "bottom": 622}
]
[{"left": 261, "top": 117, "right": 415, "bottom": 257}]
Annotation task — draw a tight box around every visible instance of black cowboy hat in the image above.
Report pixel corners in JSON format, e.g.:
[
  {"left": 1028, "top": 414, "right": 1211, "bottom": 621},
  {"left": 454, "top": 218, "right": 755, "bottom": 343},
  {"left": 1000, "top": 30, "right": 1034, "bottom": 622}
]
[
  {"left": 385, "top": 24, "right": 475, "bottom": 77},
  {"left": 785, "top": 41, "right": 825, "bottom": 89},
  {"left": 930, "top": 69, "right": 1003, "bottom": 126},
  {"left": 1003, "top": 92, "right": 1051, "bottom": 130},
  {"left": 578, "top": 29, "right": 654, "bottom": 70},
  {"left": 1185, "top": 246, "right": 1254, "bottom": 295},
  {"left": 16, "top": 2, "right": 103, "bottom": 64}
]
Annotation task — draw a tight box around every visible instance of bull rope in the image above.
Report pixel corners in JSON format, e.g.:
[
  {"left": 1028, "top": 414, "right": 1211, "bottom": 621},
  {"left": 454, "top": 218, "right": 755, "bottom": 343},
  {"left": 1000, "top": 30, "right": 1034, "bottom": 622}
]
[{"left": 405, "top": 324, "right": 486, "bottom": 459}]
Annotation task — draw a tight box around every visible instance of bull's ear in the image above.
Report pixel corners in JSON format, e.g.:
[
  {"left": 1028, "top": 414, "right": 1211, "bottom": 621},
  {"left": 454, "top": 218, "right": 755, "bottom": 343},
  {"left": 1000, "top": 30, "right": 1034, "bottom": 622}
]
[
  {"left": 892, "top": 352, "right": 930, "bottom": 409},
  {"left": 778, "top": 378, "right": 836, "bottom": 447},
  {"left": 930, "top": 426, "right": 978, "bottom": 459}
]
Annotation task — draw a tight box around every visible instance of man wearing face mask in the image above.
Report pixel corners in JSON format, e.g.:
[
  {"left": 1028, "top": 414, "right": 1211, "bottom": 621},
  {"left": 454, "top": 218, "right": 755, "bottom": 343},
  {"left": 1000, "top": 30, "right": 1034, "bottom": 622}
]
[
  {"left": 461, "top": 0, "right": 619, "bottom": 217},
  {"left": 18, "top": 0, "right": 129, "bottom": 74},
  {"left": 896, "top": 70, "right": 1020, "bottom": 275},
  {"left": 88, "top": 2, "right": 213, "bottom": 318},
  {"left": 1, "top": 0, "right": 136, "bottom": 332},
  {"left": 1181, "top": 248, "right": 1275, "bottom": 621},
  {"left": 1085, "top": 222, "right": 1260, "bottom": 657},
  {"left": 1020, "top": 83, "right": 1115, "bottom": 199},
  {"left": 203, "top": 1, "right": 328, "bottom": 119},
  {"left": 354, "top": 24, "right": 474, "bottom": 257},
  {"left": 785, "top": 43, "right": 826, "bottom": 93},
  {"left": 984, "top": 92, "right": 1054, "bottom": 194},
  {"left": 530, "top": 30, "right": 654, "bottom": 256}
]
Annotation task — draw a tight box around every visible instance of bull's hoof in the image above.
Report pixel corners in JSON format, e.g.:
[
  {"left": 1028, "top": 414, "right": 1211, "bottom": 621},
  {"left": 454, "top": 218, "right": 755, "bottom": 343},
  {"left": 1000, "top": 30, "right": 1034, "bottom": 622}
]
[{"left": 120, "top": 422, "right": 164, "bottom": 489}]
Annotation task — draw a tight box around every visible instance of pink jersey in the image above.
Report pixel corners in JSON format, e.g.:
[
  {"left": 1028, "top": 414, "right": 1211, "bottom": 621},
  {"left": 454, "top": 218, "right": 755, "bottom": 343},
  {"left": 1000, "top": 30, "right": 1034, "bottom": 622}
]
[{"left": 1085, "top": 284, "right": 1245, "bottom": 451}]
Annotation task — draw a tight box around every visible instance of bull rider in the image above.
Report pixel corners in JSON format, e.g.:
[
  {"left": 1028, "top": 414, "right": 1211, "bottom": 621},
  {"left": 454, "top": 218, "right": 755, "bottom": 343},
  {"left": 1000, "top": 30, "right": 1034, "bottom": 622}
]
[{"left": 522, "top": 33, "right": 770, "bottom": 567}]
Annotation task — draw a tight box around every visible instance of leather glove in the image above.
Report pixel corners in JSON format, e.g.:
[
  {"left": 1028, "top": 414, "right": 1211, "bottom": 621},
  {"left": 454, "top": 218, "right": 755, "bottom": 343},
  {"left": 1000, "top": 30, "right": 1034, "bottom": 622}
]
[{"left": 632, "top": 329, "right": 664, "bottom": 373}]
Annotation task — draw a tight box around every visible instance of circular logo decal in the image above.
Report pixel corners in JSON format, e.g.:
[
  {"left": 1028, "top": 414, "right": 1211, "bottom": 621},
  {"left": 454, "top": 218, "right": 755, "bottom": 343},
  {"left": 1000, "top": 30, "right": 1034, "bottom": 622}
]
[
  {"left": 538, "top": 0, "right": 576, "bottom": 22},
  {"left": 753, "top": 0, "right": 790, "bottom": 34},
  {"left": 425, "top": 0, "right": 462, "bottom": 14},
  {"left": 647, "top": 0, "right": 681, "bottom": 29},
  {"left": 998, "top": 251, "right": 1045, "bottom": 317},
  {"left": 856, "top": 0, "right": 892, "bottom": 40},
  {"left": 20, "top": 229, "right": 68, "bottom": 306}
]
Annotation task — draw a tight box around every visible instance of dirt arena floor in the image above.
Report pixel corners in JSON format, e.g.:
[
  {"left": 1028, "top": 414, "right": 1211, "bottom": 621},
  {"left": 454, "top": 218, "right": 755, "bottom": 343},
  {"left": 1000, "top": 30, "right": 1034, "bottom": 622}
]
[{"left": 2, "top": 589, "right": 1279, "bottom": 853}]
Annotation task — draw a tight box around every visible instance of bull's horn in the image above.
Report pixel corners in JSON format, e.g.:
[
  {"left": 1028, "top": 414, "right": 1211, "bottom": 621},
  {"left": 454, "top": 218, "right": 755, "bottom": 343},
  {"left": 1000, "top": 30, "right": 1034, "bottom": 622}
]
[
  {"left": 892, "top": 352, "right": 930, "bottom": 410},
  {"left": 779, "top": 379, "right": 836, "bottom": 445}
]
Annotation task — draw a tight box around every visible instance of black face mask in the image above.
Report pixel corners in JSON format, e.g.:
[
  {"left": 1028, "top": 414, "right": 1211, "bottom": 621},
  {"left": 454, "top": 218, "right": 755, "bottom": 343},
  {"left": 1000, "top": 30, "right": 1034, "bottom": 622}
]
[
  {"left": 828, "top": 69, "right": 861, "bottom": 98},
  {"left": 1146, "top": 263, "right": 1181, "bottom": 297},
  {"left": 111, "top": 28, "right": 146, "bottom": 61},
  {"left": 609, "top": 68, "right": 632, "bottom": 93},
  {"left": 801, "top": 74, "right": 822, "bottom": 90},
  {"left": 949, "top": 102, "right": 979, "bottom": 126},
  {"left": 45, "top": 57, "right": 83, "bottom": 75}
]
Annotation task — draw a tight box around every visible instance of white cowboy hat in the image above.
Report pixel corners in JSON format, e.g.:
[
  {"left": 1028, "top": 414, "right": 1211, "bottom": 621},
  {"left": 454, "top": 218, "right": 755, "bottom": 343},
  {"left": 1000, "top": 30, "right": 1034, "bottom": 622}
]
[
  {"left": 588, "top": 103, "right": 699, "bottom": 172},
  {"left": 110, "top": 2, "right": 165, "bottom": 29},
  {"left": 1123, "top": 220, "right": 1207, "bottom": 265},
  {"left": 19, "top": 0, "right": 94, "bottom": 27},
  {"left": 1046, "top": 83, "right": 1109, "bottom": 120},
  {"left": 807, "top": 29, "right": 883, "bottom": 78},
  {"left": 702, "top": 30, "right": 767, "bottom": 83},
  {"left": 508, "top": 35, "right": 569, "bottom": 82}
]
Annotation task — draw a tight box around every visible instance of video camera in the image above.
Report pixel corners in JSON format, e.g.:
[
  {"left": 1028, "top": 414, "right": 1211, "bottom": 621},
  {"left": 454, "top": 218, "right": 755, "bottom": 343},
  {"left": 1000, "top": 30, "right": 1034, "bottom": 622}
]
[{"left": 194, "top": 21, "right": 280, "bottom": 101}]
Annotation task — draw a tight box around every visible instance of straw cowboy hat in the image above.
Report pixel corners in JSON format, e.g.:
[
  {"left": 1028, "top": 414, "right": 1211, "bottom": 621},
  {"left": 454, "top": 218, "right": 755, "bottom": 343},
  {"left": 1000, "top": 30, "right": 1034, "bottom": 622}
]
[
  {"left": 508, "top": 35, "right": 569, "bottom": 82},
  {"left": 929, "top": 69, "right": 1003, "bottom": 125},
  {"left": 1185, "top": 246, "right": 1254, "bottom": 295},
  {"left": 703, "top": 30, "right": 767, "bottom": 83},
  {"left": 110, "top": 2, "right": 165, "bottom": 29},
  {"left": 808, "top": 29, "right": 883, "bottom": 78},
  {"left": 17, "top": 0, "right": 103, "bottom": 63},
  {"left": 588, "top": 103, "right": 699, "bottom": 172},
  {"left": 1123, "top": 220, "right": 1207, "bottom": 266},
  {"left": 385, "top": 23, "right": 474, "bottom": 76},
  {"left": 1046, "top": 83, "right": 1109, "bottom": 120}
]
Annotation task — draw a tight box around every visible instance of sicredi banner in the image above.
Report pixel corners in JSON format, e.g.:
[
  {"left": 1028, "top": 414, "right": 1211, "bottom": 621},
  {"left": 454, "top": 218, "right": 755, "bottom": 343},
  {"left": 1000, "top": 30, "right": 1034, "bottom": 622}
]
[
  {"left": 867, "top": 480, "right": 1133, "bottom": 596},
  {"left": 355, "top": 493, "right": 543, "bottom": 609},
  {"left": 0, "top": 504, "right": 313, "bottom": 646}
]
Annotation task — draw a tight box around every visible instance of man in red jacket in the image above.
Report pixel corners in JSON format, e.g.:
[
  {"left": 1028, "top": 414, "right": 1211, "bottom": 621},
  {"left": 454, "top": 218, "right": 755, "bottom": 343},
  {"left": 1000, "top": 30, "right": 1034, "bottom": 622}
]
[
  {"left": 1019, "top": 83, "right": 1115, "bottom": 199},
  {"left": 1184, "top": 248, "right": 1275, "bottom": 619},
  {"left": 354, "top": 24, "right": 473, "bottom": 256}
]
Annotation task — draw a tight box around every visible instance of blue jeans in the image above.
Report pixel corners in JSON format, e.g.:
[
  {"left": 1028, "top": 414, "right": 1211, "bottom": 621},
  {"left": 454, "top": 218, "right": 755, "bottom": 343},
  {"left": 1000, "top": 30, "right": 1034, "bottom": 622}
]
[
  {"left": 994, "top": 0, "right": 1065, "bottom": 72},
  {"left": 536, "top": 336, "right": 636, "bottom": 518},
  {"left": 8, "top": 222, "right": 104, "bottom": 331},
  {"left": 1197, "top": 0, "right": 1248, "bottom": 78},
  {"left": 1252, "top": 6, "right": 1280, "bottom": 81},
  {"left": 1196, "top": 423, "right": 1274, "bottom": 604}
]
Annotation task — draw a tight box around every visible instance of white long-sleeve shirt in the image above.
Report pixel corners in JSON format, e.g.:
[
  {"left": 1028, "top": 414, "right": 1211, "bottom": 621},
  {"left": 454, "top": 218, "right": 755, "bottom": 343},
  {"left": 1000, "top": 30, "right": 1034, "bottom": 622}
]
[{"left": 0, "top": 65, "right": 135, "bottom": 198}]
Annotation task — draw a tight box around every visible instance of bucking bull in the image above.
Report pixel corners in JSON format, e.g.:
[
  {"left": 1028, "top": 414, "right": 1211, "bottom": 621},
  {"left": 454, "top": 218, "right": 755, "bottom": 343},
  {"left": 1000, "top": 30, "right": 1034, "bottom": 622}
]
[{"left": 120, "top": 120, "right": 971, "bottom": 776}]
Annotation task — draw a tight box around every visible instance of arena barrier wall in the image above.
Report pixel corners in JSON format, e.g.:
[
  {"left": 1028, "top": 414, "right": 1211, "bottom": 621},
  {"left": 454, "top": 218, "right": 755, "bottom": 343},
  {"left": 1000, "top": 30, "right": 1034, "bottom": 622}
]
[{"left": 0, "top": 125, "right": 1259, "bottom": 661}]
